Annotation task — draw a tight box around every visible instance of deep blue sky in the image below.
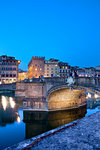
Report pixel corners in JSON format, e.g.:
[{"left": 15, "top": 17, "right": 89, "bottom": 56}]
[{"left": 0, "top": 0, "right": 100, "bottom": 70}]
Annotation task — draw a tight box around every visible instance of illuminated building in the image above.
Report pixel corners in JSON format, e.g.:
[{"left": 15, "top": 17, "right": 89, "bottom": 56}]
[
  {"left": 44, "top": 58, "right": 59, "bottom": 77},
  {"left": 95, "top": 66, "right": 100, "bottom": 77},
  {"left": 58, "top": 62, "right": 71, "bottom": 77},
  {"left": 28, "top": 56, "right": 45, "bottom": 78},
  {"left": 77, "top": 69, "right": 85, "bottom": 77},
  {"left": 82, "top": 67, "right": 95, "bottom": 77},
  {"left": 28, "top": 57, "right": 71, "bottom": 78},
  {"left": 18, "top": 69, "right": 28, "bottom": 81},
  {"left": 0, "top": 55, "right": 20, "bottom": 84}
]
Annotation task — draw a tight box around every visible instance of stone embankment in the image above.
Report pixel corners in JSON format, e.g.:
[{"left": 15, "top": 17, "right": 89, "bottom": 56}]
[{"left": 4, "top": 111, "right": 100, "bottom": 150}]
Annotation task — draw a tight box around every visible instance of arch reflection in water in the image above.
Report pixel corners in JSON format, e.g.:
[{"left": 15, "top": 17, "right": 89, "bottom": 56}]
[{"left": 23, "top": 106, "right": 87, "bottom": 139}]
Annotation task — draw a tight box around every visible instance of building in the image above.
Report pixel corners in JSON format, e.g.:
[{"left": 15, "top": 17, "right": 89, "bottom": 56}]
[
  {"left": 28, "top": 56, "right": 45, "bottom": 79},
  {"left": 0, "top": 55, "right": 20, "bottom": 84},
  {"left": 77, "top": 68, "right": 85, "bottom": 77},
  {"left": 18, "top": 69, "right": 28, "bottom": 81},
  {"left": 82, "top": 67, "right": 95, "bottom": 77},
  {"left": 28, "top": 57, "right": 71, "bottom": 78},
  {"left": 95, "top": 66, "right": 100, "bottom": 70},
  {"left": 44, "top": 58, "right": 59, "bottom": 77},
  {"left": 58, "top": 62, "right": 71, "bottom": 77},
  {"left": 95, "top": 66, "right": 100, "bottom": 77}
]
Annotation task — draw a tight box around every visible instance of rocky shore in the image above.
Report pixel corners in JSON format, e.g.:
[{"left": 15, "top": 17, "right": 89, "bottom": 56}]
[
  {"left": 30, "top": 111, "right": 100, "bottom": 150},
  {"left": 4, "top": 111, "right": 100, "bottom": 150}
]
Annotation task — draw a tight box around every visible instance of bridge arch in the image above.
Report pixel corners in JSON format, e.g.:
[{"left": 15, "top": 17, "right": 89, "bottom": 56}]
[{"left": 46, "top": 84, "right": 86, "bottom": 111}]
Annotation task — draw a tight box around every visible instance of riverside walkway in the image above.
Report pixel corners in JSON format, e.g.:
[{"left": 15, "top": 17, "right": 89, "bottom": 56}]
[{"left": 5, "top": 111, "right": 100, "bottom": 150}]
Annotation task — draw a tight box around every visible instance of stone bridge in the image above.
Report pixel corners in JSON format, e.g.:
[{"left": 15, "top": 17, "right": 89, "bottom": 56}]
[
  {"left": 0, "top": 77, "right": 99, "bottom": 111},
  {"left": 15, "top": 77, "right": 100, "bottom": 111}
]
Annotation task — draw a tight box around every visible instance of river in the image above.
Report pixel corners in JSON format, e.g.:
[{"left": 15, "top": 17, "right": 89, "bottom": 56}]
[{"left": 0, "top": 93, "right": 100, "bottom": 149}]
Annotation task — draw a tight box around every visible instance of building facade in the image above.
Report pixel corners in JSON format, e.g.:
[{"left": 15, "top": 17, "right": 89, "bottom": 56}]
[
  {"left": 58, "top": 62, "right": 71, "bottom": 77},
  {"left": 28, "top": 57, "right": 71, "bottom": 78},
  {"left": 82, "top": 67, "right": 95, "bottom": 77},
  {"left": 28, "top": 56, "right": 45, "bottom": 79},
  {"left": 95, "top": 66, "right": 100, "bottom": 70},
  {"left": 0, "top": 55, "right": 20, "bottom": 84},
  {"left": 18, "top": 69, "right": 28, "bottom": 81},
  {"left": 77, "top": 69, "right": 85, "bottom": 77},
  {"left": 44, "top": 58, "right": 59, "bottom": 77},
  {"left": 95, "top": 66, "right": 100, "bottom": 77}
]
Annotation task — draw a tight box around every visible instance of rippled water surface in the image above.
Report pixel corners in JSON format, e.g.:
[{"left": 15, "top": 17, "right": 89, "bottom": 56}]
[{"left": 0, "top": 93, "right": 100, "bottom": 149}]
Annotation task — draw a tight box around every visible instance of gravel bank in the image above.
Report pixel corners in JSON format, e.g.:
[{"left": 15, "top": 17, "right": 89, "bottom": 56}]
[{"left": 30, "top": 111, "right": 100, "bottom": 150}]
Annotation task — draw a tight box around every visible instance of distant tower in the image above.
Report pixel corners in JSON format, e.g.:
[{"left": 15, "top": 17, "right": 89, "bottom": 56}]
[{"left": 28, "top": 56, "right": 45, "bottom": 79}]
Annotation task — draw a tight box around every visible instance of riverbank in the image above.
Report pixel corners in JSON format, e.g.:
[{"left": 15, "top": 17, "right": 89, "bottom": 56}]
[{"left": 4, "top": 110, "right": 100, "bottom": 150}]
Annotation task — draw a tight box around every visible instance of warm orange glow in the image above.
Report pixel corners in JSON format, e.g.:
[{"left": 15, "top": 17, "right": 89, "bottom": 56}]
[
  {"left": 17, "top": 116, "right": 21, "bottom": 123},
  {"left": 18, "top": 71, "right": 28, "bottom": 81},
  {"left": 18, "top": 60, "right": 21, "bottom": 64},
  {"left": 9, "top": 97, "right": 15, "bottom": 108},
  {"left": 86, "top": 93, "right": 91, "bottom": 98},
  {"left": 94, "top": 94, "right": 99, "bottom": 99},
  {"left": 1, "top": 96, "right": 7, "bottom": 110}
]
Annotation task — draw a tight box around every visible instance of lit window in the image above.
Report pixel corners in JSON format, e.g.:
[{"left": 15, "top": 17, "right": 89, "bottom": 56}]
[
  {"left": 40, "top": 68, "right": 42, "bottom": 70},
  {"left": 35, "top": 68, "right": 37, "bottom": 71}
]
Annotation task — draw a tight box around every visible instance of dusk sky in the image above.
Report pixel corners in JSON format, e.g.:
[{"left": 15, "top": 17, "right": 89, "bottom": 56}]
[{"left": 0, "top": 0, "right": 100, "bottom": 70}]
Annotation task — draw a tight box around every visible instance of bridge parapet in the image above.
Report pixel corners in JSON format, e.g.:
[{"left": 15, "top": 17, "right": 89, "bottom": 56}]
[{"left": 75, "top": 77, "right": 100, "bottom": 87}]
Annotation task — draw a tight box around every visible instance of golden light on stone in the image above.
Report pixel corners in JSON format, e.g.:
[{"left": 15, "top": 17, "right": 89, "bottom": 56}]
[
  {"left": 1, "top": 96, "right": 8, "bottom": 110},
  {"left": 86, "top": 93, "right": 91, "bottom": 99},
  {"left": 9, "top": 97, "right": 15, "bottom": 108},
  {"left": 94, "top": 94, "right": 99, "bottom": 99}
]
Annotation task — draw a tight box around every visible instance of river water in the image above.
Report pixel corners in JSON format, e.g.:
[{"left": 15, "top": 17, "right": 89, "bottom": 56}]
[{"left": 0, "top": 93, "right": 100, "bottom": 149}]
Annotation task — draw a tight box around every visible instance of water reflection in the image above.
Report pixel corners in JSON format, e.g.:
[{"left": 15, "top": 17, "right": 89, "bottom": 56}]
[
  {"left": 0, "top": 93, "right": 100, "bottom": 149},
  {"left": 0, "top": 95, "right": 21, "bottom": 126},
  {"left": 23, "top": 106, "right": 87, "bottom": 139},
  {"left": 87, "top": 98, "right": 100, "bottom": 109},
  {"left": 9, "top": 97, "right": 15, "bottom": 108},
  {"left": 1, "top": 95, "right": 16, "bottom": 110},
  {"left": 17, "top": 115, "right": 21, "bottom": 123},
  {"left": 1, "top": 95, "right": 8, "bottom": 110}
]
